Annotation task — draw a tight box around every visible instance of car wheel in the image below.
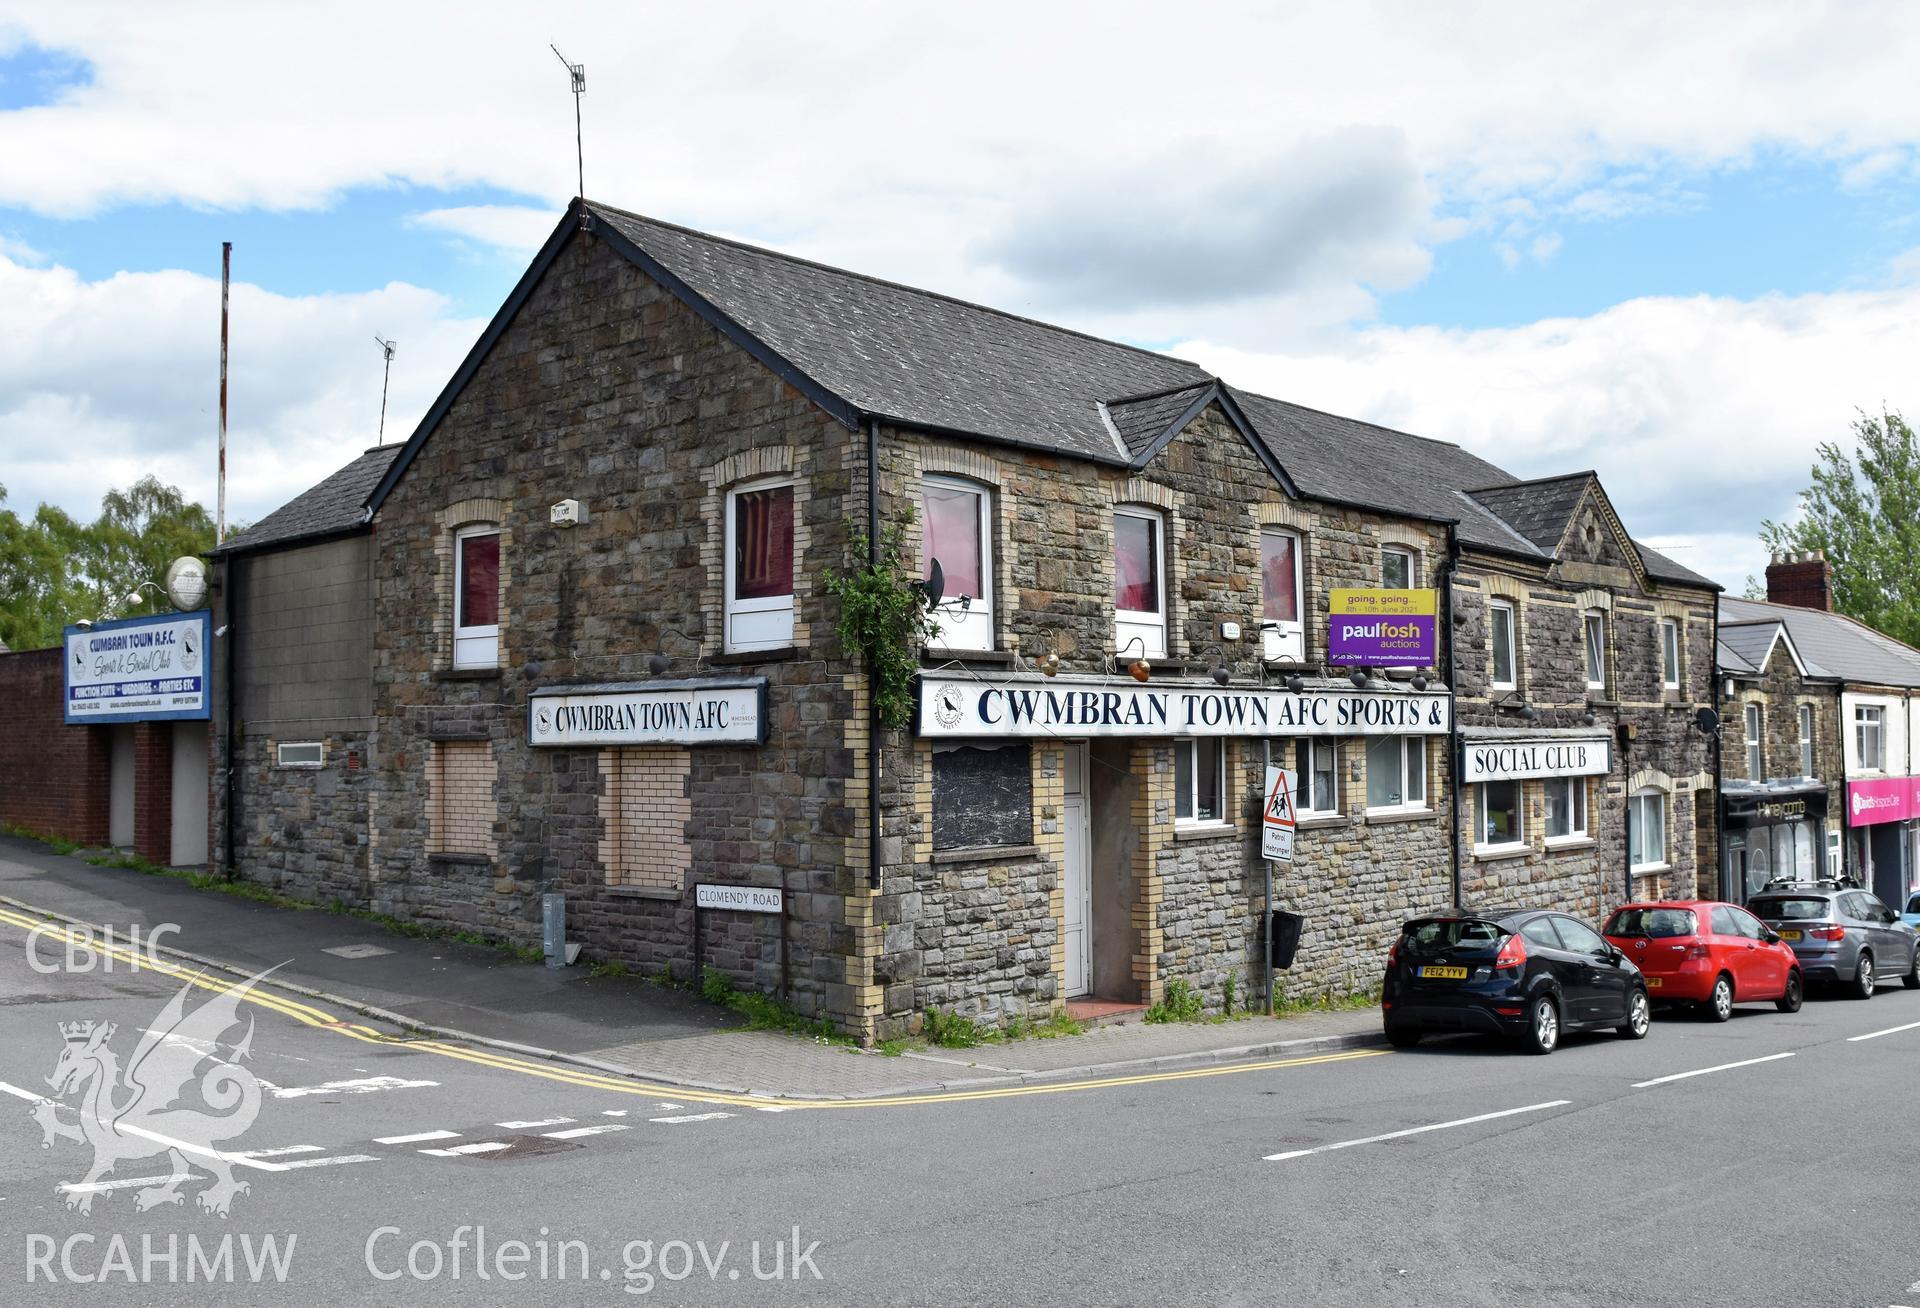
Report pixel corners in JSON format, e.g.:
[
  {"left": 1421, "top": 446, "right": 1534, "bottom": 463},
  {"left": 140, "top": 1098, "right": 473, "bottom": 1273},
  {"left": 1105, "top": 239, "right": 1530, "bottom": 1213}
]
[
  {"left": 1775, "top": 969, "right": 1804, "bottom": 1013},
  {"left": 1853, "top": 953, "right": 1875, "bottom": 1000},
  {"left": 1617, "top": 988, "right": 1651, "bottom": 1040},
  {"left": 1706, "top": 973, "right": 1734, "bottom": 1023},
  {"left": 1524, "top": 994, "right": 1559, "bottom": 1055},
  {"left": 1385, "top": 1025, "right": 1422, "bottom": 1049},
  {"left": 1905, "top": 948, "right": 1920, "bottom": 991}
]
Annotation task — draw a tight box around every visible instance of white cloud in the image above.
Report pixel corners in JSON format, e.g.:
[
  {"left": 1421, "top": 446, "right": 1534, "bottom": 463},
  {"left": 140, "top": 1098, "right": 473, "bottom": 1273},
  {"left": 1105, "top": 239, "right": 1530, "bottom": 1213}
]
[
  {"left": 0, "top": 252, "right": 483, "bottom": 528},
  {"left": 409, "top": 204, "right": 556, "bottom": 255}
]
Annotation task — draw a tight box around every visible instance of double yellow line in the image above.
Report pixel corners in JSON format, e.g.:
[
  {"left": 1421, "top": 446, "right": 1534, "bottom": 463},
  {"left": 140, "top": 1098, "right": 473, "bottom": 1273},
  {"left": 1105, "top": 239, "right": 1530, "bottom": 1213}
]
[{"left": 0, "top": 905, "right": 1384, "bottom": 1109}]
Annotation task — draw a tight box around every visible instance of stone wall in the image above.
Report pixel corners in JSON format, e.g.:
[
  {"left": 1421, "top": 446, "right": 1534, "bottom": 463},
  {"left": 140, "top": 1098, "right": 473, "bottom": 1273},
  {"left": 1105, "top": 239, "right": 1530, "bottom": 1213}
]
[
  {"left": 1726, "top": 643, "right": 1842, "bottom": 784},
  {"left": 227, "top": 731, "right": 372, "bottom": 903}
]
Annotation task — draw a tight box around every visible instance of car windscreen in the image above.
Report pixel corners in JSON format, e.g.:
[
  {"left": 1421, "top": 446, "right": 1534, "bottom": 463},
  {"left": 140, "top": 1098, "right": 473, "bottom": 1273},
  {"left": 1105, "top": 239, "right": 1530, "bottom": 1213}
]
[
  {"left": 1604, "top": 908, "right": 1696, "bottom": 938},
  {"left": 1908, "top": 895, "right": 1920, "bottom": 915},
  {"left": 1748, "top": 896, "right": 1830, "bottom": 921},
  {"left": 1401, "top": 919, "right": 1504, "bottom": 952}
]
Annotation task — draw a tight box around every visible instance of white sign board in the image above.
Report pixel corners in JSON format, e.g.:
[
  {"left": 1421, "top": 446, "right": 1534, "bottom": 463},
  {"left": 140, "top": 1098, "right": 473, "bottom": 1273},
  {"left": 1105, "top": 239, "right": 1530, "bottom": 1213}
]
[
  {"left": 918, "top": 675, "right": 1450, "bottom": 739},
  {"left": 695, "top": 883, "right": 784, "bottom": 913},
  {"left": 529, "top": 678, "right": 766, "bottom": 747},
  {"left": 1262, "top": 766, "right": 1298, "bottom": 862},
  {"left": 63, "top": 611, "right": 212, "bottom": 723},
  {"left": 1460, "top": 737, "right": 1611, "bottom": 783}
]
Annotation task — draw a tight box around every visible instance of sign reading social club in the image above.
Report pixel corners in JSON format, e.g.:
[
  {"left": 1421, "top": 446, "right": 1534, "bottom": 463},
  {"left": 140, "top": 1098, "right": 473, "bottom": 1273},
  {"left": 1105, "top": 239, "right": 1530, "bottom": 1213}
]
[
  {"left": 1327, "top": 589, "right": 1437, "bottom": 666},
  {"left": 63, "top": 611, "right": 212, "bottom": 724},
  {"left": 528, "top": 678, "right": 767, "bottom": 747},
  {"left": 1461, "top": 735, "right": 1611, "bottom": 783},
  {"left": 918, "top": 674, "right": 1450, "bottom": 739}
]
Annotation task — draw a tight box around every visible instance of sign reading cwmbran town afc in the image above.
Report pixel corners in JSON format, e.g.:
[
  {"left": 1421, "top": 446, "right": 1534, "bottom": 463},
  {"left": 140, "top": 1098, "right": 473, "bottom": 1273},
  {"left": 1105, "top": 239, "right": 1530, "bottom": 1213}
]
[
  {"left": 63, "top": 611, "right": 212, "bottom": 724},
  {"left": 917, "top": 674, "right": 1450, "bottom": 739},
  {"left": 528, "top": 678, "right": 767, "bottom": 747},
  {"left": 1460, "top": 736, "right": 1611, "bottom": 783}
]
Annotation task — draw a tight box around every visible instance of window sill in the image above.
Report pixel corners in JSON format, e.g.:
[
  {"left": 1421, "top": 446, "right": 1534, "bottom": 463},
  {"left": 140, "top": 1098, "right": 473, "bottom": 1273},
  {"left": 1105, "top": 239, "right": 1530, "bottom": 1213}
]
[
  {"left": 1472, "top": 844, "right": 1533, "bottom": 863},
  {"left": 1631, "top": 863, "right": 1673, "bottom": 877},
  {"left": 931, "top": 844, "right": 1041, "bottom": 866},
  {"left": 1173, "top": 822, "right": 1238, "bottom": 842},
  {"left": 608, "top": 884, "right": 682, "bottom": 901},
  {"left": 924, "top": 647, "right": 1013, "bottom": 666},
  {"left": 710, "top": 646, "right": 804, "bottom": 666},
  {"left": 1586, "top": 695, "right": 1617, "bottom": 707},
  {"left": 1296, "top": 814, "right": 1348, "bottom": 831},
  {"left": 427, "top": 852, "right": 491, "bottom": 868},
  {"left": 1543, "top": 836, "right": 1596, "bottom": 853},
  {"left": 436, "top": 667, "right": 501, "bottom": 681},
  {"left": 1363, "top": 808, "right": 1437, "bottom": 826}
]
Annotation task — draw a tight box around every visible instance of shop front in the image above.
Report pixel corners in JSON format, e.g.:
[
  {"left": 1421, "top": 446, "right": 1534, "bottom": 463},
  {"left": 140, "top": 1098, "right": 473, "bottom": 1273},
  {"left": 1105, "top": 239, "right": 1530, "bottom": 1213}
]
[
  {"left": 1721, "top": 780, "right": 1829, "bottom": 902},
  {"left": 1844, "top": 776, "right": 1919, "bottom": 909}
]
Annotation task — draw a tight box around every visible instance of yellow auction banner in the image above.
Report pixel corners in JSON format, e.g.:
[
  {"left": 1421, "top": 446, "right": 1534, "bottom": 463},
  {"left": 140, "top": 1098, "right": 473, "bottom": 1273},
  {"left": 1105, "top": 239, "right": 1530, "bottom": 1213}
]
[{"left": 1328, "top": 589, "right": 1437, "bottom": 664}]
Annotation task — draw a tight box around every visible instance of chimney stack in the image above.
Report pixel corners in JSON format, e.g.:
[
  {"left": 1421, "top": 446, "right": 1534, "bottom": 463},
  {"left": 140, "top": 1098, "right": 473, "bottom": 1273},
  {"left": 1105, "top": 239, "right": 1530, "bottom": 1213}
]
[{"left": 1765, "top": 549, "right": 1833, "bottom": 611}]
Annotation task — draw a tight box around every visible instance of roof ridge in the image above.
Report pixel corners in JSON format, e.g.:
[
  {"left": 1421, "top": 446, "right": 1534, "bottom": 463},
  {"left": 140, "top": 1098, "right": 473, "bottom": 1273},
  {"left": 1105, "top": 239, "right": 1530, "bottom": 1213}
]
[
  {"left": 1235, "top": 387, "right": 1477, "bottom": 454},
  {"left": 584, "top": 200, "right": 1214, "bottom": 377},
  {"left": 1465, "top": 470, "right": 1596, "bottom": 496},
  {"left": 1104, "top": 378, "right": 1218, "bottom": 407}
]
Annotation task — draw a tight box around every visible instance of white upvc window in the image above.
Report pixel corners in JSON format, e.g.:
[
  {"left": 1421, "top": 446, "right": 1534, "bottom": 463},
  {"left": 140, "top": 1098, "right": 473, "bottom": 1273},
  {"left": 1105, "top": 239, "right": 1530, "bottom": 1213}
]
[
  {"left": 1261, "top": 528, "right": 1304, "bottom": 662},
  {"left": 1660, "top": 618, "right": 1681, "bottom": 691},
  {"left": 1174, "top": 737, "right": 1226, "bottom": 827},
  {"left": 1744, "top": 703, "right": 1764, "bottom": 779},
  {"left": 1365, "top": 735, "right": 1427, "bottom": 813},
  {"left": 452, "top": 526, "right": 501, "bottom": 669},
  {"left": 922, "top": 475, "right": 993, "bottom": 651},
  {"left": 1290, "top": 738, "right": 1340, "bottom": 817},
  {"left": 1381, "top": 547, "right": 1414, "bottom": 590},
  {"left": 1544, "top": 777, "right": 1588, "bottom": 842},
  {"left": 1114, "top": 507, "right": 1167, "bottom": 659},
  {"left": 1798, "top": 704, "right": 1815, "bottom": 776},
  {"left": 1629, "top": 788, "right": 1668, "bottom": 870},
  {"left": 724, "top": 479, "right": 796, "bottom": 653},
  {"left": 1583, "top": 610, "right": 1607, "bottom": 693},
  {"left": 1488, "top": 600, "right": 1516, "bottom": 691},
  {"left": 276, "top": 741, "right": 324, "bottom": 768},
  {"left": 1477, "top": 780, "right": 1524, "bottom": 851},
  {"left": 1856, "top": 705, "right": 1885, "bottom": 771}
]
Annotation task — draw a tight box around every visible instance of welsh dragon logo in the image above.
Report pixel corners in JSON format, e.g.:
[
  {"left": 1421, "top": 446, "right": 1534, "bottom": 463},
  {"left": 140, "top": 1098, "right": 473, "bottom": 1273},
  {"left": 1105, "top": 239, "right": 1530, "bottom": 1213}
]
[{"left": 32, "top": 969, "right": 274, "bottom": 1217}]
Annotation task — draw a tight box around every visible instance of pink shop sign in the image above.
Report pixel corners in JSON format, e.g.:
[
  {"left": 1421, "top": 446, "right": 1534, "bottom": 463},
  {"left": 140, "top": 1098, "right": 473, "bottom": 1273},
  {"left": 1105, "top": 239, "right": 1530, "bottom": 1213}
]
[{"left": 1845, "top": 777, "right": 1920, "bottom": 827}]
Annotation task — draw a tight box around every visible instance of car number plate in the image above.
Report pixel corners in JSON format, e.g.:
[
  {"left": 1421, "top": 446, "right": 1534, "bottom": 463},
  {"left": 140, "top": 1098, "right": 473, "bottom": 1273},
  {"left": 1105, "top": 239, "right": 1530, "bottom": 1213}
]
[
  {"left": 1418, "top": 965, "right": 1468, "bottom": 980},
  {"left": 1777, "top": 930, "right": 1801, "bottom": 941},
  {"left": 1646, "top": 977, "right": 1661, "bottom": 988}
]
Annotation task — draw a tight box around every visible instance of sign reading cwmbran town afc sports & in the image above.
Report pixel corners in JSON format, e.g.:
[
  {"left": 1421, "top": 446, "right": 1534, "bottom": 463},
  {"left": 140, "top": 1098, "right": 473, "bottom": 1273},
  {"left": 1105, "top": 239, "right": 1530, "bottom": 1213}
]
[
  {"left": 528, "top": 678, "right": 768, "bottom": 747},
  {"left": 1262, "top": 766, "right": 1298, "bottom": 862},
  {"left": 916, "top": 674, "right": 1450, "bottom": 739},
  {"left": 695, "top": 883, "right": 784, "bottom": 913},
  {"left": 63, "top": 611, "right": 212, "bottom": 724},
  {"left": 1460, "top": 736, "right": 1612, "bottom": 784},
  {"left": 1327, "top": 589, "right": 1438, "bottom": 666}
]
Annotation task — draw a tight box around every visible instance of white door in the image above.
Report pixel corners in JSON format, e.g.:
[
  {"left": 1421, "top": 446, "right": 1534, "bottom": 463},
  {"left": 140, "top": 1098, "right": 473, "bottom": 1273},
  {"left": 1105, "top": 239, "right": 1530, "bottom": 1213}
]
[
  {"left": 1062, "top": 745, "right": 1092, "bottom": 998},
  {"left": 109, "top": 726, "right": 135, "bottom": 849},
  {"left": 170, "top": 722, "right": 209, "bottom": 867}
]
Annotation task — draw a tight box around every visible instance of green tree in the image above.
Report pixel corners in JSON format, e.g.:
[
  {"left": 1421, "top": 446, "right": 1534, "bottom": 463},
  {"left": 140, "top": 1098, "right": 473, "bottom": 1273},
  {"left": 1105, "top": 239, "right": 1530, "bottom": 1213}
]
[
  {"left": 0, "top": 477, "right": 217, "bottom": 651},
  {"left": 1761, "top": 409, "right": 1920, "bottom": 646}
]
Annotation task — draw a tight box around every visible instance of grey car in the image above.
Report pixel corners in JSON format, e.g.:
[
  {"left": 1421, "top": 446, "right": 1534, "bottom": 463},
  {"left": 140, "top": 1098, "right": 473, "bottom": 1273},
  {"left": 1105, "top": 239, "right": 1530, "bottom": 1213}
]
[{"left": 1748, "top": 883, "right": 1920, "bottom": 998}]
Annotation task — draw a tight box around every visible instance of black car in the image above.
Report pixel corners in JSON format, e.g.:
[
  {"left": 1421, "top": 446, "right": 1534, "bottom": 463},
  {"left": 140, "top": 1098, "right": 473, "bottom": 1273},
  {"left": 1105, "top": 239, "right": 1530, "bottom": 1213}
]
[{"left": 1382, "top": 911, "right": 1652, "bottom": 1054}]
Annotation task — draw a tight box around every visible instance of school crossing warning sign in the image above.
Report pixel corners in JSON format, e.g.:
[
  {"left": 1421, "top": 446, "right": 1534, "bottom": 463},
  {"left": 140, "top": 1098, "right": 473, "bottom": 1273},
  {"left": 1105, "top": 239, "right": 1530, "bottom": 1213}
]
[{"left": 1262, "top": 766, "right": 1297, "bottom": 863}]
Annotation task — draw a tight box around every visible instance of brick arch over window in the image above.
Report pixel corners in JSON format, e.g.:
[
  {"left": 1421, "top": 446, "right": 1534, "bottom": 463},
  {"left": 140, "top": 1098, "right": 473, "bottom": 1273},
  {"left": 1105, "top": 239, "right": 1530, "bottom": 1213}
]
[
  {"left": 912, "top": 447, "right": 1007, "bottom": 653},
  {"left": 1112, "top": 478, "right": 1186, "bottom": 657},
  {"left": 433, "top": 498, "right": 512, "bottom": 669},
  {"left": 701, "top": 445, "right": 812, "bottom": 656},
  {"left": 1477, "top": 571, "right": 1529, "bottom": 695}
]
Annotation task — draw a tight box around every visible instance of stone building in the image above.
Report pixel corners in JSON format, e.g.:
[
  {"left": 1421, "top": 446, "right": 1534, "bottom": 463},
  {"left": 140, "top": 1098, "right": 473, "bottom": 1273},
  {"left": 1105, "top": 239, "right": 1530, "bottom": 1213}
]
[
  {"left": 1719, "top": 551, "right": 1920, "bottom": 911},
  {"left": 213, "top": 199, "right": 1718, "bottom": 1040}
]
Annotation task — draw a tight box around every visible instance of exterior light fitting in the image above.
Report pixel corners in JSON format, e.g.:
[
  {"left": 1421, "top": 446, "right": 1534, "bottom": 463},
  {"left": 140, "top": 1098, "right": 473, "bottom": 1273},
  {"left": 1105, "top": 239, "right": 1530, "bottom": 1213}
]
[
  {"left": 1348, "top": 669, "right": 1368, "bottom": 689},
  {"left": 1128, "top": 659, "right": 1151, "bottom": 683},
  {"left": 1037, "top": 651, "right": 1060, "bottom": 677},
  {"left": 1520, "top": 705, "right": 1538, "bottom": 721},
  {"left": 1285, "top": 674, "right": 1304, "bottom": 694},
  {"left": 1581, "top": 711, "right": 1597, "bottom": 728},
  {"left": 1211, "top": 664, "right": 1230, "bottom": 686},
  {"left": 1410, "top": 674, "right": 1428, "bottom": 691},
  {"left": 647, "top": 653, "right": 670, "bottom": 675}
]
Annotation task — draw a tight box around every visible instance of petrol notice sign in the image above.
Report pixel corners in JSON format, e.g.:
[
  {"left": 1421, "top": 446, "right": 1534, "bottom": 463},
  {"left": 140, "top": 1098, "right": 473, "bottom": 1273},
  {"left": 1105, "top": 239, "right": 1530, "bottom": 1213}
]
[{"left": 1262, "top": 766, "right": 1298, "bottom": 862}]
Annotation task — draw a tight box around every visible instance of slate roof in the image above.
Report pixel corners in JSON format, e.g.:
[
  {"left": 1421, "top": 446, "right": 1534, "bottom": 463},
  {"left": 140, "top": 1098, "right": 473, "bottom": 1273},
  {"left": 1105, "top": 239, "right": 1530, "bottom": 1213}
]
[
  {"left": 1720, "top": 597, "right": 1920, "bottom": 687},
  {"left": 1464, "top": 474, "right": 1593, "bottom": 553},
  {"left": 1718, "top": 621, "right": 1791, "bottom": 676},
  {"left": 212, "top": 445, "right": 400, "bottom": 556},
  {"left": 1103, "top": 383, "right": 1213, "bottom": 460},
  {"left": 1716, "top": 638, "right": 1759, "bottom": 675}
]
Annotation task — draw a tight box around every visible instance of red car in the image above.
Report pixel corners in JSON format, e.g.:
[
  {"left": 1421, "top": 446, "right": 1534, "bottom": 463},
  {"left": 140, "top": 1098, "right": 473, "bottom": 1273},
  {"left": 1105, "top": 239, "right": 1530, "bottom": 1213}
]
[{"left": 1602, "top": 900, "right": 1803, "bottom": 1020}]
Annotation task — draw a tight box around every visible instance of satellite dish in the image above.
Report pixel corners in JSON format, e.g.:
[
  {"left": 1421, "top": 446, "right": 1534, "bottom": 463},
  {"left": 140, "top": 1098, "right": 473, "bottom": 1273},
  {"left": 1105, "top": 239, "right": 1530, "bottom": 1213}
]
[
  {"left": 913, "top": 558, "right": 945, "bottom": 611},
  {"left": 1694, "top": 707, "right": 1720, "bottom": 735}
]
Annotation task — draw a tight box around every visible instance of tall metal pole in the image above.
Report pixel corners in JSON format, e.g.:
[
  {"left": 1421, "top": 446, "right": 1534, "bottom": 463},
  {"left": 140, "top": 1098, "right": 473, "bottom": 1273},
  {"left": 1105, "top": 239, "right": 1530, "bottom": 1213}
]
[
  {"left": 375, "top": 336, "right": 396, "bottom": 444},
  {"left": 218, "top": 242, "right": 230, "bottom": 545}
]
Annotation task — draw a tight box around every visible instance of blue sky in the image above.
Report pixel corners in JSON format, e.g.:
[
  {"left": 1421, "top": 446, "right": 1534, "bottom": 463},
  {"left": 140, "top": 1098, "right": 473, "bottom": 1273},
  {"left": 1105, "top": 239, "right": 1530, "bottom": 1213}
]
[{"left": 5, "top": 4, "right": 1920, "bottom": 590}]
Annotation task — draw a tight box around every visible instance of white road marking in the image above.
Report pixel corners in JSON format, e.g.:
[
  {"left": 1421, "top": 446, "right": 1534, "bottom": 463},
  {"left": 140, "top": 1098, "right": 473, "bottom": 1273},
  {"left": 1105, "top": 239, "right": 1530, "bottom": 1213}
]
[
  {"left": 543, "top": 1124, "right": 629, "bottom": 1140},
  {"left": 277, "top": 1154, "right": 379, "bottom": 1170},
  {"left": 420, "top": 1142, "right": 512, "bottom": 1157},
  {"left": 266, "top": 1076, "right": 438, "bottom": 1099},
  {"left": 751, "top": 1105, "right": 789, "bottom": 1113},
  {"left": 0, "top": 1080, "right": 288, "bottom": 1172},
  {"left": 235, "top": 1145, "right": 323, "bottom": 1157},
  {"left": 1847, "top": 1019, "right": 1920, "bottom": 1043},
  {"left": 59, "top": 1174, "right": 192, "bottom": 1195},
  {"left": 1632, "top": 1052, "right": 1795, "bottom": 1088},
  {"left": 1265, "top": 1100, "right": 1572, "bottom": 1162},
  {"left": 374, "top": 1129, "right": 460, "bottom": 1144},
  {"left": 601, "top": 1110, "right": 629, "bottom": 1117},
  {"left": 650, "top": 1112, "right": 736, "bottom": 1124},
  {"left": 497, "top": 1116, "right": 574, "bottom": 1129},
  {"left": 654, "top": 1102, "right": 682, "bottom": 1110}
]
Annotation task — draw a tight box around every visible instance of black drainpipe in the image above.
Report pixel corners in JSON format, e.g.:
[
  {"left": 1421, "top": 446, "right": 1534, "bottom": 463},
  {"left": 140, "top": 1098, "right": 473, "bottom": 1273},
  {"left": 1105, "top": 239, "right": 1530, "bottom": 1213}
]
[
  {"left": 1440, "top": 524, "right": 1462, "bottom": 910},
  {"left": 221, "top": 554, "right": 240, "bottom": 880},
  {"left": 866, "top": 415, "right": 883, "bottom": 891}
]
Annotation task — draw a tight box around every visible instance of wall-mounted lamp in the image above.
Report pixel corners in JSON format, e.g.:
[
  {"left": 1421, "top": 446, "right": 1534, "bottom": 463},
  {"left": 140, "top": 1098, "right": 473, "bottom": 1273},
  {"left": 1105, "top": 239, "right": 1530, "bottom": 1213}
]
[
  {"left": 1285, "top": 674, "right": 1304, "bottom": 694},
  {"left": 1581, "top": 711, "right": 1598, "bottom": 728},
  {"left": 648, "top": 625, "right": 703, "bottom": 675},
  {"left": 1115, "top": 636, "right": 1151, "bottom": 683},
  {"left": 1211, "top": 664, "right": 1231, "bottom": 686},
  {"left": 1037, "top": 651, "right": 1061, "bottom": 677},
  {"left": 1348, "top": 669, "right": 1369, "bottom": 689},
  {"left": 1410, "top": 674, "right": 1429, "bottom": 692}
]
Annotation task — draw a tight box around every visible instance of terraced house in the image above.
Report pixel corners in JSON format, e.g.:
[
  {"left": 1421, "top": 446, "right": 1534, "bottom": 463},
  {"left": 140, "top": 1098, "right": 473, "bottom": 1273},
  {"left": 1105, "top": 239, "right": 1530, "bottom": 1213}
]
[{"left": 211, "top": 199, "right": 1717, "bottom": 1041}]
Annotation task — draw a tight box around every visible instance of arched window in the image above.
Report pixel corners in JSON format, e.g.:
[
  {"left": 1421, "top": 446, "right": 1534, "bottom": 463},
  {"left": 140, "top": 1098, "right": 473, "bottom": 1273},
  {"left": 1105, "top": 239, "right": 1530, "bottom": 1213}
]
[{"left": 922, "top": 475, "right": 993, "bottom": 651}]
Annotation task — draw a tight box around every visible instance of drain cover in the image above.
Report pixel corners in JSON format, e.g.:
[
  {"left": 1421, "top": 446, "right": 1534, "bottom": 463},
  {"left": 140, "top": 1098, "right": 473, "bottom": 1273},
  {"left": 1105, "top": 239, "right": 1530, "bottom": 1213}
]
[{"left": 322, "top": 944, "right": 395, "bottom": 959}]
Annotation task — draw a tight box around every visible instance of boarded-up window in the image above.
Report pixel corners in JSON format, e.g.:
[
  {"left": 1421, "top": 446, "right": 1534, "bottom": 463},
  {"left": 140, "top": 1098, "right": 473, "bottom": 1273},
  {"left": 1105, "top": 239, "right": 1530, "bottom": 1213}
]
[
  {"left": 599, "top": 747, "right": 691, "bottom": 891},
  {"left": 427, "top": 740, "right": 496, "bottom": 857},
  {"left": 932, "top": 743, "right": 1032, "bottom": 851}
]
